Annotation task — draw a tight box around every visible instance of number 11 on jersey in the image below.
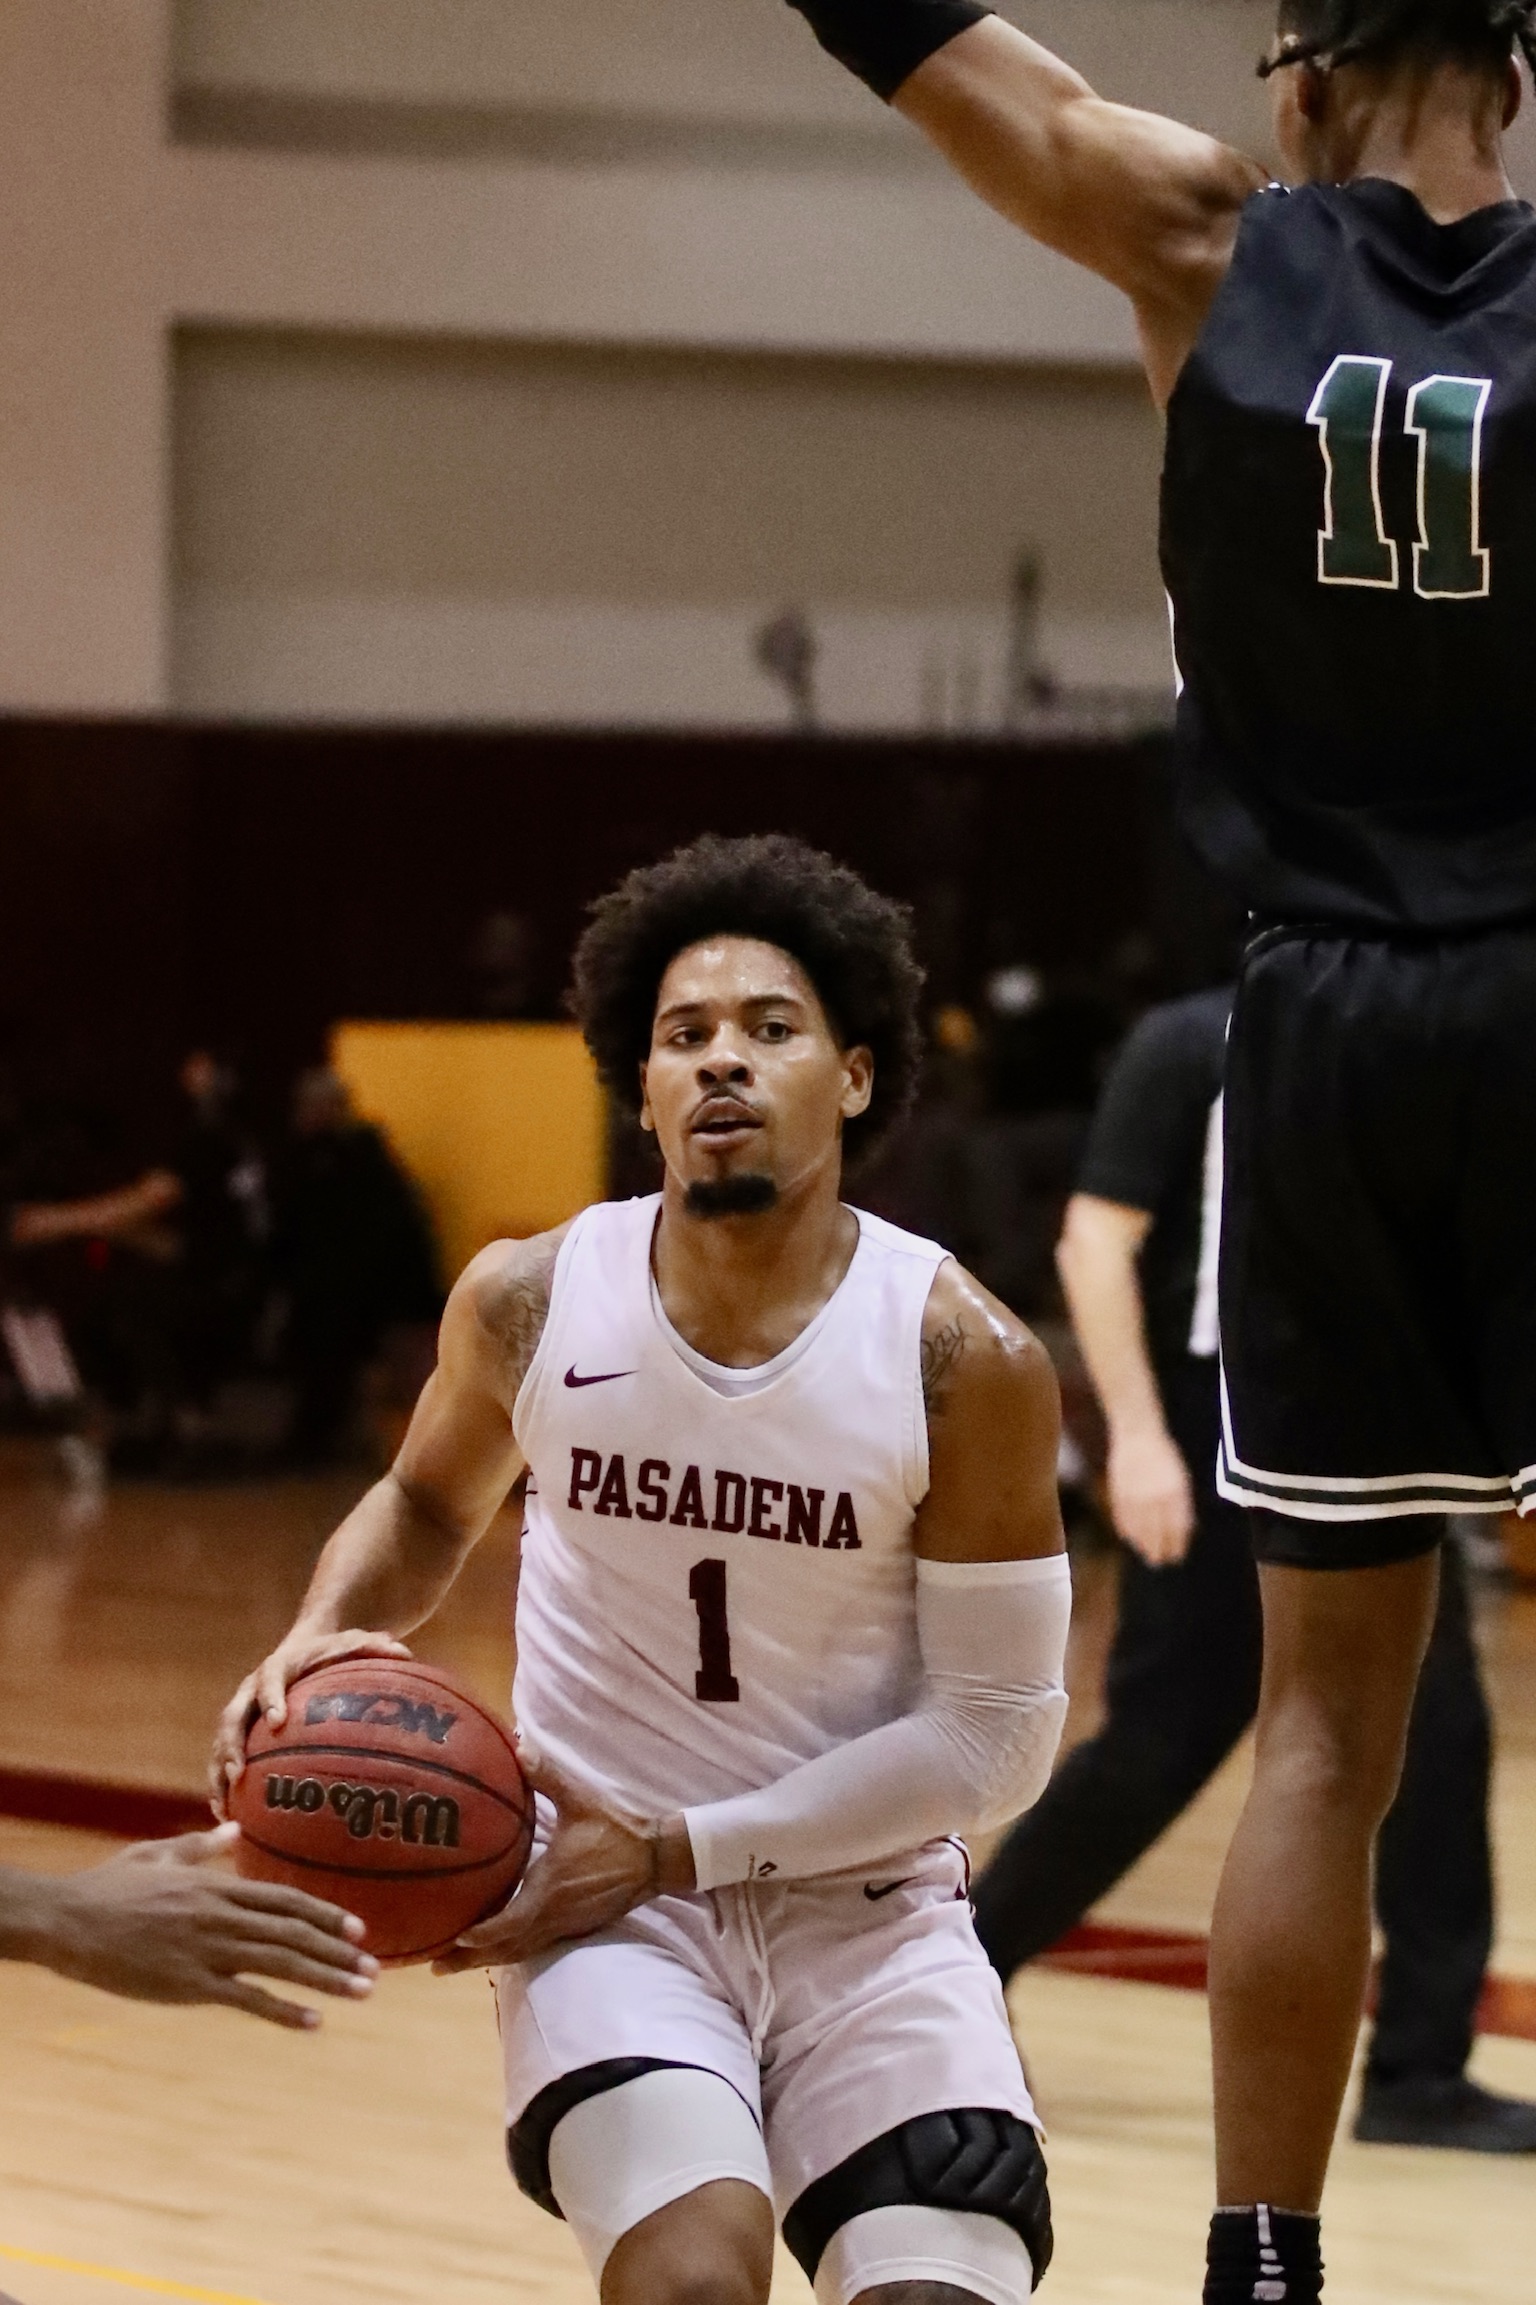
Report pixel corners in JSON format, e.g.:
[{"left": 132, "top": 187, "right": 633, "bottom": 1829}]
[{"left": 1306, "top": 354, "right": 1492, "bottom": 600}]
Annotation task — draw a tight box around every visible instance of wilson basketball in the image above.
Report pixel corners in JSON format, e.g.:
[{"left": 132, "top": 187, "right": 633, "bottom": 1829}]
[{"left": 230, "top": 1657, "right": 534, "bottom": 1965}]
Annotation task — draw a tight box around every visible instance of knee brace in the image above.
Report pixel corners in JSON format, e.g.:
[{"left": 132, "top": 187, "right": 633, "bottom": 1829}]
[{"left": 783, "top": 2107, "right": 1053, "bottom": 2295}]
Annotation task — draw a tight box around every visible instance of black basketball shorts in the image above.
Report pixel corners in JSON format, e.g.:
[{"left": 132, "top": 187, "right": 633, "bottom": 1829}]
[{"left": 1217, "top": 920, "right": 1536, "bottom": 1569}]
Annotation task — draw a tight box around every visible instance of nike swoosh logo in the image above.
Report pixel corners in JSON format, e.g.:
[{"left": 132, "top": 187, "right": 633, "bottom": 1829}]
[
  {"left": 863, "top": 1878, "right": 915, "bottom": 1902},
  {"left": 563, "top": 1365, "right": 636, "bottom": 1388}
]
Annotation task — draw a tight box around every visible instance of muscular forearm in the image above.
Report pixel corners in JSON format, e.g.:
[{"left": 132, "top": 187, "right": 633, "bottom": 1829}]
[{"left": 287, "top": 1472, "right": 477, "bottom": 1641}]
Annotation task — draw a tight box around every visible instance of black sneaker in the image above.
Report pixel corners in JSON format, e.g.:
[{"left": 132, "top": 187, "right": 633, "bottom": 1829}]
[{"left": 1354, "top": 2073, "right": 1536, "bottom": 2153}]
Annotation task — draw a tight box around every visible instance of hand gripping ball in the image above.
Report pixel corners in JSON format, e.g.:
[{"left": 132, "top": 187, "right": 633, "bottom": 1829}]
[{"left": 230, "top": 1657, "right": 533, "bottom": 1964}]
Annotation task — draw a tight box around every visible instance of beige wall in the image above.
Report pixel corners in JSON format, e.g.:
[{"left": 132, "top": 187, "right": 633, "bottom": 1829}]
[
  {"left": 172, "top": 0, "right": 1268, "bottom": 145},
  {"left": 0, "top": 0, "right": 169, "bottom": 713},
  {"left": 4, "top": 0, "right": 1533, "bottom": 723},
  {"left": 172, "top": 330, "right": 1166, "bottom": 726}
]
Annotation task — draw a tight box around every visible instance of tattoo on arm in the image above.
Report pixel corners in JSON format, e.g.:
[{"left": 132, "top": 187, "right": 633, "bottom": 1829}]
[
  {"left": 921, "top": 1315, "right": 967, "bottom": 1420},
  {"left": 481, "top": 1241, "right": 558, "bottom": 1390}
]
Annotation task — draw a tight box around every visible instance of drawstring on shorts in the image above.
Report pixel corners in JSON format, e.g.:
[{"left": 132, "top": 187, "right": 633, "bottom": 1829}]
[{"left": 737, "top": 1882, "right": 776, "bottom": 2061}]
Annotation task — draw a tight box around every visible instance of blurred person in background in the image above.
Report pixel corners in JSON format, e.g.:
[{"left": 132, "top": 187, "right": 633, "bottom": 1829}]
[
  {"left": 2, "top": 1110, "right": 184, "bottom": 1472},
  {"left": 272, "top": 1068, "right": 441, "bottom": 1466},
  {"left": 465, "top": 907, "right": 537, "bottom": 1019},
  {"left": 162, "top": 1051, "right": 271, "bottom": 1431},
  {"left": 1, "top": 1055, "right": 272, "bottom": 1474},
  {"left": 971, "top": 990, "right": 1536, "bottom": 2151},
  {"left": 860, "top": 972, "right": 1116, "bottom": 1325}
]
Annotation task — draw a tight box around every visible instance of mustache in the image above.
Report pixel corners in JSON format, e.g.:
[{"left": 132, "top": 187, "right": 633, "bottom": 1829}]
[{"left": 691, "top": 1094, "right": 765, "bottom": 1129}]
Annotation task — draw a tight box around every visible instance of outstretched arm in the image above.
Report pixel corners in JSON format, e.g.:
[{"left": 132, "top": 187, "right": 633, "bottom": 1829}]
[
  {"left": 787, "top": 2, "right": 1266, "bottom": 401},
  {"left": 1, "top": 1824, "right": 377, "bottom": 2029},
  {"left": 210, "top": 1228, "right": 564, "bottom": 1807}
]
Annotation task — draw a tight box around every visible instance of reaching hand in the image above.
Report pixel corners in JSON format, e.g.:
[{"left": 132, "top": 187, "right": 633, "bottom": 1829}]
[
  {"left": 33, "top": 1824, "right": 378, "bottom": 2028},
  {"left": 210, "top": 1627, "right": 414, "bottom": 1812},
  {"left": 431, "top": 1750, "right": 694, "bottom": 1975},
  {"left": 1106, "top": 1423, "right": 1196, "bottom": 1565}
]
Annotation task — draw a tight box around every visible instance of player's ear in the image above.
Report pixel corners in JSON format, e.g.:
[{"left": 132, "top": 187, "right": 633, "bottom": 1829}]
[
  {"left": 1503, "top": 54, "right": 1522, "bottom": 129},
  {"left": 840, "top": 1045, "right": 874, "bottom": 1122},
  {"left": 638, "top": 1063, "right": 656, "bottom": 1134}
]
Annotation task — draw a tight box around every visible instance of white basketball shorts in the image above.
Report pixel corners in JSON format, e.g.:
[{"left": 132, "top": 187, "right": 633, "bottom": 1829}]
[{"left": 495, "top": 1839, "right": 1039, "bottom": 2289}]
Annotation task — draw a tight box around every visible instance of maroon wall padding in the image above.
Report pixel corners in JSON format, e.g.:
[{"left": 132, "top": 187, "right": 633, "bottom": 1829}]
[
  {"left": 0, "top": 718, "right": 1220, "bottom": 1140},
  {"left": 0, "top": 1766, "right": 209, "bottom": 1840}
]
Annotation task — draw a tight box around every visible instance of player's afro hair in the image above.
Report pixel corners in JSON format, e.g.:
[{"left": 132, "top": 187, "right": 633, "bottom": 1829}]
[{"left": 569, "top": 832, "right": 925, "bottom": 1169}]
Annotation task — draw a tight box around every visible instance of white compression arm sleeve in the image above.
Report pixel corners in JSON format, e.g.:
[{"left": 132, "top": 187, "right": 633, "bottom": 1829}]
[{"left": 683, "top": 1553, "right": 1071, "bottom": 1894}]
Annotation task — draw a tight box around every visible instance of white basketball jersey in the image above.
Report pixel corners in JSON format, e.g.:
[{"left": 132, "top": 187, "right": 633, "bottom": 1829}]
[{"left": 511, "top": 1194, "right": 948, "bottom": 1813}]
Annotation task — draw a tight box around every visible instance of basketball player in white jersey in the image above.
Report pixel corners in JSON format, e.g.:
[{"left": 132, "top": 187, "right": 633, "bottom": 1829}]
[{"left": 213, "top": 834, "right": 1071, "bottom": 2305}]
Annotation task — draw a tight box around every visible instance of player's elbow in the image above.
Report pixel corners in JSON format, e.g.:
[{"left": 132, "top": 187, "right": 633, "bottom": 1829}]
[
  {"left": 385, "top": 1465, "right": 483, "bottom": 1557},
  {"left": 975, "top": 1686, "right": 1070, "bottom": 1829},
  {"left": 1059, "top": 1192, "right": 1147, "bottom": 1275}
]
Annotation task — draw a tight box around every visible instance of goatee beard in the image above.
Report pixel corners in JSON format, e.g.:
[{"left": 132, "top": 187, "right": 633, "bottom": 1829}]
[{"left": 685, "top": 1174, "right": 779, "bottom": 1219}]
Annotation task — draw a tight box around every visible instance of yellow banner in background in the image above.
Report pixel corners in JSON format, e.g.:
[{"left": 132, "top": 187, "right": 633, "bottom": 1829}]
[{"left": 331, "top": 1022, "right": 605, "bottom": 1282}]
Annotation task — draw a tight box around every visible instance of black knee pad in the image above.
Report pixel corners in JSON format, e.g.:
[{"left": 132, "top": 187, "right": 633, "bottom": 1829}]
[
  {"left": 507, "top": 2055, "right": 699, "bottom": 2217},
  {"left": 782, "top": 2106, "right": 1053, "bottom": 2289}
]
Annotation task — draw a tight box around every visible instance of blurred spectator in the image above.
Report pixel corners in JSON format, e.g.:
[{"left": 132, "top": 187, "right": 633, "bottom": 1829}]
[
  {"left": 163, "top": 1051, "right": 270, "bottom": 1417},
  {"left": 2, "top": 1123, "right": 184, "bottom": 1464},
  {"left": 865, "top": 975, "right": 1117, "bottom": 1323},
  {"left": 466, "top": 909, "right": 536, "bottom": 1019},
  {"left": 272, "top": 1069, "right": 441, "bottom": 1465}
]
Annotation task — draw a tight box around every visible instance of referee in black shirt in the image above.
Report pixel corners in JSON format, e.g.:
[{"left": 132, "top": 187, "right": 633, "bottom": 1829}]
[{"left": 971, "top": 988, "right": 1536, "bottom": 2152}]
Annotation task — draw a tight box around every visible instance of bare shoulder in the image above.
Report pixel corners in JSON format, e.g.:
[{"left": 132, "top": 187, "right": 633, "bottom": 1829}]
[
  {"left": 920, "top": 1256, "right": 1059, "bottom": 1429},
  {"left": 453, "top": 1222, "right": 572, "bottom": 1391},
  {"left": 916, "top": 1258, "right": 1064, "bottom": 1560}
]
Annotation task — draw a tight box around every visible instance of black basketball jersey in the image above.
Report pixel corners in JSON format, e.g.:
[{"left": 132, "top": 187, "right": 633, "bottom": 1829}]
[{"left": 1161, "top": 178, "right": 1536, "bottom": 929}]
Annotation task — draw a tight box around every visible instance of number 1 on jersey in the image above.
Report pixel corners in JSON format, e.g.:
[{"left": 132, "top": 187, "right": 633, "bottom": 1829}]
[
  {"left": 1405, "top": 374, "right": 1491, "bottom": 599},
  {"left": 1307, "top": 355, "right": 1398, "bottom": 588},
  {"left": 689, "top": 1558, "right": 740, "bottom": 1702}
]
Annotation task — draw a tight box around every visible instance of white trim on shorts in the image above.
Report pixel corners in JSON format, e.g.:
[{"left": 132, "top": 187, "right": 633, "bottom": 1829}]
[{"left": 1216, "top": 1366, "right": 1521, "bottom": 1521}]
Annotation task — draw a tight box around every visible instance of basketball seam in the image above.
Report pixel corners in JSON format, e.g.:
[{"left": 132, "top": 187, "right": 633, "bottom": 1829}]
[
  {"left": 235, "top": 1828, "right": 533, "bottom": 1883},
  {"left": 245, "top": 1741, "right": 528, "bottom": 1813}
]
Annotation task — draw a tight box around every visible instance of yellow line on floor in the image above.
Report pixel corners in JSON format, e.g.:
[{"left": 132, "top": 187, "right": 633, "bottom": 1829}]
[{"left": 0, "top": 2247, "right": 271, "bottom": 2305}]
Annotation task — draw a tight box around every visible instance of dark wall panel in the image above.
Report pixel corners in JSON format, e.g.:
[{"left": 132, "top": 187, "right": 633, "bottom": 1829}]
[{"left": 0, "top": 718, "right": 1213, "bottom": 1144}]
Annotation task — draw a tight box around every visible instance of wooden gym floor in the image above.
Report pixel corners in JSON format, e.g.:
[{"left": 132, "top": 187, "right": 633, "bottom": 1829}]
[{"left": 0, "top": 1445, "right": 1533, "bottom": 2305}]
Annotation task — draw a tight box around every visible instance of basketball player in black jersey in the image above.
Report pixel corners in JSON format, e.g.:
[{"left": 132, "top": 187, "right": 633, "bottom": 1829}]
[{"left": 774, "top": 0, "right": 1536, "bottom": 2296}]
